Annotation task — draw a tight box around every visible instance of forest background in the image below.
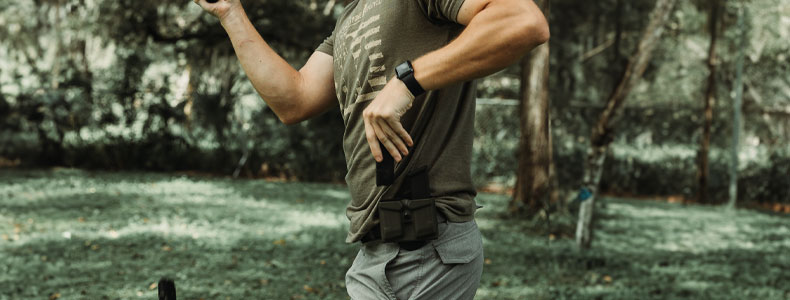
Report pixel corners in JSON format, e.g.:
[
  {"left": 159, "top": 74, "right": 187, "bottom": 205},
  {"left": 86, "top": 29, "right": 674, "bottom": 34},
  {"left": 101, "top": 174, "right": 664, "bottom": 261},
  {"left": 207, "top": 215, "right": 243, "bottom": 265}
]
[
  {"left": 1, "top": 0, "right": 788, "bottom": 206},
  {"left": 1, "top": 0, "right": 790, "bottom": 299}
]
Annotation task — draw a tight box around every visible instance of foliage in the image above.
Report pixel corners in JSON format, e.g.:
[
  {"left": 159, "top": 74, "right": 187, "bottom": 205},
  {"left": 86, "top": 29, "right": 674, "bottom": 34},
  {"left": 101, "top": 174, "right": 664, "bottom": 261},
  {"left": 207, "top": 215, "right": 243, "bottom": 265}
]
[
  {"left": 0, "top": 0, "right": 343, "bottom": 180},
  {"left": 473, "top": 0, "right": 789, "bottom": 203},
  {"left": 0, "top": 0, "right": 788, "bottom": 202}
]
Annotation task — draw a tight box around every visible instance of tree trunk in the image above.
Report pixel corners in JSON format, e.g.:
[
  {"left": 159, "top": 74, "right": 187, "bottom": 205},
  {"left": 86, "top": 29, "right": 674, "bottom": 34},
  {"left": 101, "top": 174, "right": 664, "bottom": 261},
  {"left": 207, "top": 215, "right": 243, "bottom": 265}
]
[
  {"left": 729, "top": 5, "right": 747, "bottom": 210},
  {"left": 576, "top": 0, "right": 677, "bottom": 249},
  {"left": 51, "top": 0, "right": 63, "bottom": 89},
  {"left": 511, "top": 0, "right": 551, "bottom": 216},
  {"left": 696, "top": 0, "right": 721, "bottom": 204}
]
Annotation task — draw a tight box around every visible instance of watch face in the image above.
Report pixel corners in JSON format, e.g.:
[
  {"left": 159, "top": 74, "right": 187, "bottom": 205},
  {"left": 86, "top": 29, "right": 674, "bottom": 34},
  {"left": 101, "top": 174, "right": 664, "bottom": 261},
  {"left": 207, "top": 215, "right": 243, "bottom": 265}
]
[{"left": 396, "top": 62, "right": 413, "bottom": 78}]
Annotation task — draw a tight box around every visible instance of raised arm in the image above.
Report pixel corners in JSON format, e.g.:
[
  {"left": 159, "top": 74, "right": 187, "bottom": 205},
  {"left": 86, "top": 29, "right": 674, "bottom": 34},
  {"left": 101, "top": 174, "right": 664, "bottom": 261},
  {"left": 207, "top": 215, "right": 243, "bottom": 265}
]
[
  {"left": 413, "top": 0, "right": 550, "bottom": 90},
  {"left": 363, "top": 0, "right": 549, "bottom": 163},
  {"left": 194, "top": 0, "right": 336, "bottom": 125}
]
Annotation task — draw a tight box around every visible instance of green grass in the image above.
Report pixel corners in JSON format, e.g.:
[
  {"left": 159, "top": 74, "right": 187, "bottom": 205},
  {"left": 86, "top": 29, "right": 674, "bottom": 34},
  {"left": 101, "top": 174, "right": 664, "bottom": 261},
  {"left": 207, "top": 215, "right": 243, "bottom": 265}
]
[{"left": 1, "top": 169, "right": 788, "bottom": 299}]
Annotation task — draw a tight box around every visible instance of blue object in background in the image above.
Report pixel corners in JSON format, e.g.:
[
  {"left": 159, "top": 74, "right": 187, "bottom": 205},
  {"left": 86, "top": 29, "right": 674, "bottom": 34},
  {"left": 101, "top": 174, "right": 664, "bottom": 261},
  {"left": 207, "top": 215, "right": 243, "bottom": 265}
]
[{"left": 577, "top": 187, "right": 592, "bottom": 203}]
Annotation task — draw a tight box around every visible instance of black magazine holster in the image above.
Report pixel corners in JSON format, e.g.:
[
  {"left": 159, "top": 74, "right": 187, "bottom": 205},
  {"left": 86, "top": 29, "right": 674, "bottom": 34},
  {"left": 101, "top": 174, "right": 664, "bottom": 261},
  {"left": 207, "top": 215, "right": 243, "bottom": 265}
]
[{"left": 377, "top": 166, "right": 438, "bottom": 243}]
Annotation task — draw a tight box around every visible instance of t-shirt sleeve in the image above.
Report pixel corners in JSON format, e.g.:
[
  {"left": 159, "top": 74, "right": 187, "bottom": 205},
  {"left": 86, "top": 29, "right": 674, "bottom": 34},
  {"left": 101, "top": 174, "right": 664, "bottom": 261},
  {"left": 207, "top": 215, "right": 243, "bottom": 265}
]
[
  {"left": 315, "top": 31, "right": 335, "bottom": 56},
  {"left": 415, "top": 0, "right": 467, "bottom": 24}
]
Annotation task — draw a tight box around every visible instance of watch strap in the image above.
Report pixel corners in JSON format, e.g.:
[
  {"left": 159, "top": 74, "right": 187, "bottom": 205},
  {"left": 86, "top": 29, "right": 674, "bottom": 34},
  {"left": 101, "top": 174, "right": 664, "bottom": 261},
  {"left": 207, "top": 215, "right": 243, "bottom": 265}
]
[{"left": 395, "top": 61, "right": 426, "bottom": 98}]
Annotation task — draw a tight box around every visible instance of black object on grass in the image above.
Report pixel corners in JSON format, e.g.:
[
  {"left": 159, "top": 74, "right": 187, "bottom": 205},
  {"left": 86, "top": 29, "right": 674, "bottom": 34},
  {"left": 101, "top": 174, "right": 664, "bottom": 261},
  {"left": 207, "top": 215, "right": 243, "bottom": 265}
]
[{"left": 158, "top": 278, "right": 177, "bottom": 300}]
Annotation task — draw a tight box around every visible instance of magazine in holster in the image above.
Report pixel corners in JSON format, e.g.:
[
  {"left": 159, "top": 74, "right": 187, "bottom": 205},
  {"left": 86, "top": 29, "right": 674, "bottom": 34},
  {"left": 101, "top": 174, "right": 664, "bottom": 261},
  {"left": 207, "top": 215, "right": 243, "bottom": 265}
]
[{"left": 378, "top": 166, "right": 438, "bottom": 243}]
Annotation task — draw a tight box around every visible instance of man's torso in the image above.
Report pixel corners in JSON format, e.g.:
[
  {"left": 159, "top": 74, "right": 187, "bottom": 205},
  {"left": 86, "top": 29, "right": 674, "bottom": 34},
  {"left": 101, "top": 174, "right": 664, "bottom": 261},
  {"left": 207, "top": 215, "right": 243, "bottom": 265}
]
[{"left": 317, "top": 0, "right": 479, "bottom": 243}]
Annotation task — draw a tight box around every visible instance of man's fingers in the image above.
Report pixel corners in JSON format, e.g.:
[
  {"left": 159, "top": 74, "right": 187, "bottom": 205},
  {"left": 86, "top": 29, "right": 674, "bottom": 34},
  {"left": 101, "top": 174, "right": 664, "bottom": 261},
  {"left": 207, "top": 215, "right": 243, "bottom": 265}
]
[
  {"left": 377, "top": 119, "right": 409, "bottom": 156},
  {"left": 372, "top": 121, "right": 403, "bottom": 162},
  {"left": 364, "top": 119, "right": 383, "bottom": 162},
  {"left": 385, "top": 118, "right": 413, "bottom": 148}
]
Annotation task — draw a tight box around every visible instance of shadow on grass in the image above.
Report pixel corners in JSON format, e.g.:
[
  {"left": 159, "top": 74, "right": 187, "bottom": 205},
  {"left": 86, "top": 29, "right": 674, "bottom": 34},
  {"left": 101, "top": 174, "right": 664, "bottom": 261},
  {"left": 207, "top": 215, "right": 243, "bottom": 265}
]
[{"left": 3, "top": 192, "right": 124, "bottom": 216}]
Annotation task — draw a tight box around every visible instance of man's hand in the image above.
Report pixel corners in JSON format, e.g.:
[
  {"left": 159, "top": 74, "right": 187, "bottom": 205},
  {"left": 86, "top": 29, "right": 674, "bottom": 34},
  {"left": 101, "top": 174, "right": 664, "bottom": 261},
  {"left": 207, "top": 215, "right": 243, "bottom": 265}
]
[
  {"left": 363, "top": 78, "right": 416, "bottom": 163},
  {"left": 193, "top": 0, "right": 243, "bottom": 21}
]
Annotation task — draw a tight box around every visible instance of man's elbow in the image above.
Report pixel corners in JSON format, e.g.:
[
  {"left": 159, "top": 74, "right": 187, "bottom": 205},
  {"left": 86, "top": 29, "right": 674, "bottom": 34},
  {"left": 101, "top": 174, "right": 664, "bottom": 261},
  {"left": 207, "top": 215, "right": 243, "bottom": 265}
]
[
  {"left": 279, "top": 116, "right": 299, "bottom": 125},
  {"left": 531, "top": 20, "right": 550, "bottom": 45},
  {"left": 270, "top": 101, "right": 305, "bottom": 125},
  {"left": 278, "top": 112, "right": 304, "bottom": 125},
  {"left": 515, "top": 12, "right": 550, "bottom": 49}
]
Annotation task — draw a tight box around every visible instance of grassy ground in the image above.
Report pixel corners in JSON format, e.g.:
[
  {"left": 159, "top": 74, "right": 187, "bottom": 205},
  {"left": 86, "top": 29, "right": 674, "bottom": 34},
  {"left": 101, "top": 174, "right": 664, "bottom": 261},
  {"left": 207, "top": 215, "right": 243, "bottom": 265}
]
[{"left": 1, "top": 169, "right": 788, "bottom": 300}]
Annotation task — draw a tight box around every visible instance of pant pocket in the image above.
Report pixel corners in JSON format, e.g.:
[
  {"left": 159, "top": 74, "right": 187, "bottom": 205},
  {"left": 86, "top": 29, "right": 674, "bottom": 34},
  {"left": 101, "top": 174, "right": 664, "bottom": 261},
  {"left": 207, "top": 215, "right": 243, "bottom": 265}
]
[{"left": 431, "top": 221, "right": 483, "bottom": 264}]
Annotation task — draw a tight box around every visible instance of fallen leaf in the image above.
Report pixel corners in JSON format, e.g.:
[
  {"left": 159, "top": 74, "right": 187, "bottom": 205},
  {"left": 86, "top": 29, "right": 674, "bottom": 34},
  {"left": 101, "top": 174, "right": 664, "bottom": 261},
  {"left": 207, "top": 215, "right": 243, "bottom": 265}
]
[
  {"left": 549, "top": 234, "right": 556, "bottom": 240},
  {"left": 484, "top": 258, "right": 492, "bottom": 265},
  {"left": 320, "top": 260, "right": 326, "bottom": 265},
  {"left": 78, "top": 217, "right": 85, "bottom": 223},
  {"left": 162, "top": 245, "right": 173, "bottom": 252},
  {"left": 149, "top": 282, "right": 157, "bottom": 290},
  {"left": 49, "top": 293, "right": 61, "bottom": 300},
  {"left": 303, "top": 285, "right": 316, "bottom": 293},
  {"left": 91, "top": 244, "right": 100, "bottom": 251},
  {"left": 491, "top": 281, "right": 501, "bottom": 287},
  {"left": 1, "top": 234, "right": 8, "bottom": 241},
  {"left": 143, "top": 218, "right": 150, "bottom": 223},
  {"left": 604, "top": 275, "right": 613, "bottom": 283},
  {"left": 260, "top": 279, "right": 270, "bottom": 286},
  {"left": 667, "top": 195, "right": 684, "bottom": 203},
  {"left": 273, "top": 239, "right": 286, "bottom": 246}
]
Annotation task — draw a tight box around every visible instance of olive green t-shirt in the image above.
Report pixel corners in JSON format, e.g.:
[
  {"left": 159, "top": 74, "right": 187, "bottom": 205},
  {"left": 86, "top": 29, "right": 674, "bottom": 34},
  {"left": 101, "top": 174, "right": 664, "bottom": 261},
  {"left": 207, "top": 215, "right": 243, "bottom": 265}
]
[{"left": 316, "top": 0, "right": 478, "bottom": 243}]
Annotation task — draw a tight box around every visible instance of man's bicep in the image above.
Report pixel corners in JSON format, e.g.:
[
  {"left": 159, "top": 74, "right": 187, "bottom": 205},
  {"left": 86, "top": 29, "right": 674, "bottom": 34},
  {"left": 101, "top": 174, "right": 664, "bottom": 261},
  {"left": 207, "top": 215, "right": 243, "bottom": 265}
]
[
  {"left": 456, "top": 0, "right": 540, "bottom": 26},
  {"left": 297, "top": 51, "right": 338, "bottom": 121},
  {"left": 455, "top": 0, "right": 491, "bottom": 25}
]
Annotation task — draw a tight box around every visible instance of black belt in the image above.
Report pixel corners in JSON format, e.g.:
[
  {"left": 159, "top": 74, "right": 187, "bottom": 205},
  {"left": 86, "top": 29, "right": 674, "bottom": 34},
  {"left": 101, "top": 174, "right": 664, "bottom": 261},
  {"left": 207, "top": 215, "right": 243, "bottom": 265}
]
[
  {"left": 361, "top": 225, "right": 426, "bottom": 250},
  {"left": 361, "top": 226, "right": 428, "bottom": 251}
]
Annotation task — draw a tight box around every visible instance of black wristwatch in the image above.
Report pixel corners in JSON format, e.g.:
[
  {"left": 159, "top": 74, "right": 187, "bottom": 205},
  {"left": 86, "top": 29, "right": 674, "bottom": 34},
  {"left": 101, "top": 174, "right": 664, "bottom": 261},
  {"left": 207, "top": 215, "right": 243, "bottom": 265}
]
[{"left": 395, "top": 61, "right": 426, "bottom": 98}]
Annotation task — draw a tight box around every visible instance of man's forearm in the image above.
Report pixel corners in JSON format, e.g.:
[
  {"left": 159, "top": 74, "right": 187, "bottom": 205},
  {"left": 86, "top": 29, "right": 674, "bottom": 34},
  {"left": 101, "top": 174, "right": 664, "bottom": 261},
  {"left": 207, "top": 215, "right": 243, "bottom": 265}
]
[
  {"left": 413, "top": 0, "right": 549, "bottom": 90},
  {"left": 220, "top": 7, "right": 303, "bottom": 122}
]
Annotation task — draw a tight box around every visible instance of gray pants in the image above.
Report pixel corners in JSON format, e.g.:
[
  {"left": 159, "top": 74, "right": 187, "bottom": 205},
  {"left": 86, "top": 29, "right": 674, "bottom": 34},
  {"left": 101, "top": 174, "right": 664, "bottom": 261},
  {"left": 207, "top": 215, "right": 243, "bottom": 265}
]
[{"left": 346, "top": 220, "right": 484, "bottom": 300}]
